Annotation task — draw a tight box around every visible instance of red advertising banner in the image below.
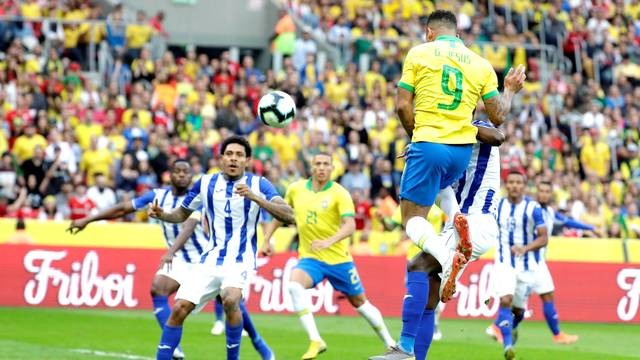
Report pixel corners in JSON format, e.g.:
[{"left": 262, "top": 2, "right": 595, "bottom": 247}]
[{"left": 1, "top": 244, "right": 639, "bottom": 323}]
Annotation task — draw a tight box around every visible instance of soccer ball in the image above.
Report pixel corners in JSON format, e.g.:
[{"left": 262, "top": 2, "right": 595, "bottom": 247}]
[{"left": 257, "top": 91, "right": 296, "bottom": 128}]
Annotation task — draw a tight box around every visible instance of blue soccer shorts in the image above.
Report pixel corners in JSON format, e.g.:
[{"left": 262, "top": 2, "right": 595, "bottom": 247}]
[
  {"left": 400, "top": 141, "right": 473, "bottom": 207},
  {"left": 295, "top": 258, "right": 364, "bottom": 296}
]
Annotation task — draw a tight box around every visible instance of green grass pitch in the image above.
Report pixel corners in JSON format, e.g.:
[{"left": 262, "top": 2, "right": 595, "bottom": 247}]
[{"left": 0, "top": 307, "right": 638, "bottom": 359}]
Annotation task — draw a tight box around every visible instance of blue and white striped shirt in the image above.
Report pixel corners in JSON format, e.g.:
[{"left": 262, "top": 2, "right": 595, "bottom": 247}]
[
  {"left": 132, "top": 188, "right": 207, "bottom": 263},
  {"left": 181, "top": 172, "right": 280, "bottom": 269},
  {"left": 496, "top": 196, "right": 546, "bottom": 271},
  {"left": 454, "top": 120, "right": 500, "bottom": 216}
]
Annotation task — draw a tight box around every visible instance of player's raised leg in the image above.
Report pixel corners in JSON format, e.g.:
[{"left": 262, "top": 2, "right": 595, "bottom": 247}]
[
  {"left": 288, "top": 265, "right": 326, "bottom": 359},
  {"left": 156, "top": 299, "right": 196, "bottom": 360},
  {"left": 151, "top": 275, "right": 184, "bottom": 359}
]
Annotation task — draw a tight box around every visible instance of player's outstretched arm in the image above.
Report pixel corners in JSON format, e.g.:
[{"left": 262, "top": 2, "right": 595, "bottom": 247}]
[
  {"left": 67, "top": 201, "right": 135, "bottom": 234},
  {"left": 483, "top": 65, "right": 526, "bottom": 126},
  {"left": 475, "top": 125, "right": 505, "bottom": 146},
  {"left": 149, "top": 200, "right": 193, "bottom": 223},
  {"left": 159, "top": 216, "right": 199, "bottom": 271},
  {"left": 396, "top": 88, "right": 415, "bottom": 139},
  {"left": 311, "top": 216, "right": 356, "bottom": 251}
]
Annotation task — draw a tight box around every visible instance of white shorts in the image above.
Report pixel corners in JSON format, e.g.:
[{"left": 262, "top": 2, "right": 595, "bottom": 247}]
[
  {"left": 156, "top": 257, "right": 198, "bottom": 285},
  {"left": 492, "top": 262, "right": 537, "bottom": 308},
  {"left": 531, "top": 261, "right": 555, "bottom": 295},
  {"left": 175, "top": 261, "right": 251, "bottom": 313},
  {"left": 443, "top": 213, "right": 497, "bottom": 261}
]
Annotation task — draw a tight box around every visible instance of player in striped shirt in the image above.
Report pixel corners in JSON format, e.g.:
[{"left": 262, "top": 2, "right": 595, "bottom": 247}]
[
  {"left": 491, "top": 171, "right": 549, "bottom": 360},
  {"left": 150, "top": 136, "right": 294, "bottom": 360},
  {"left": 68, "top": 160, "right": 201, "bottom": 359},
  {"left": 488, "top": 181, "right": 583, "bottom": 346}
]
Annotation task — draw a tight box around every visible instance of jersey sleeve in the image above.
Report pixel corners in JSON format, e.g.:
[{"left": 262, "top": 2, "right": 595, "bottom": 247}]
[
  {"left": 131, "top": 190, "right": 156, "bottom": 210},
  {"left": 481, "top": 64, "right": 499, "bottom": 101},
  {"left": 532, "top": 206, "right": 546, "bottom": 228},
  {"left": 259, "top": 177, "right": 280, "bottom": 201},
  {"left": 398, "top": 48, "right": 416, "bottom": 93},
  {"left": 284, "top": 183, "right": 295, "bottom": 206},
  {"left": 337, "top": 188, "right": 355, "bottom": 218},
  {"left": 182, "top": 178, "right": 203, "bottom": 211},
  {"left": 555, "top": 212, "right": 595, "bottom": 231}
]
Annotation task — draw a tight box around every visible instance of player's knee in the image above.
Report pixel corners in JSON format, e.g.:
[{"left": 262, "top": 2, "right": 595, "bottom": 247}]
[
  {"left": 499, "top": 295, "right": 513, "bottom": 308},
  {"left": 512, "top": 307, "right": 525, "bottom": 318},
  {"left": 288, "top": 281, "right": 305, "bottom": 298},
  {"left": 405, "top": 216, "right": 428, "bottom": 240},
  {"left": 170, "top": 300, "right": 194, "bottom": 323},
  {"left": 540, "top": 292, "right": 554, "bottom": 302},
  {"left": 348, "top": 294, "right": 366, "bottom": 308}
]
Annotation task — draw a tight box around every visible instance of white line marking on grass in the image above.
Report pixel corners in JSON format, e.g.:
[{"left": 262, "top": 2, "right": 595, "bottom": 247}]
[{"left": 70, "top": 348, "right": 154, "bottom": 360}]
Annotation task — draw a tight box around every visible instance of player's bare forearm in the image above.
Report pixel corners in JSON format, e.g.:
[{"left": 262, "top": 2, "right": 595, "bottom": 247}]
[
  {"left": 254, "top": 197, "right": 294, "bottom": 224},
  {"left": 397, "top": 88, "right": 415, "bottom": 139},
  {"left": 524, "top": 228, "right": 548, "bottom": 252},
  {"left": 158, "top": 207, "right": 193, "bottom": 223},
  {"left": 167, "top": 218, "right": 198, "bottom": 255},
  {"left": 263, "top": 219, "right": 283, "bottom": 243},
  {"left": 475, "top": 125, "right": 505, "bottom": 146},
  {"left": 483, "top": 89, "right": 515, "bottom": 127},
  {"left": 326, "top": 216, "right": 356, "bottom": 246},
  {"left": 85, "top": 202, "right": 135, "bottom": 223}
]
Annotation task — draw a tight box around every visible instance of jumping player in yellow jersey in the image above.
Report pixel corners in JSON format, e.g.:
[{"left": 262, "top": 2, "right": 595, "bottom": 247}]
[
  {"left": 263, "top": 153, "right": 395, "bottom": 360},
  {"left": 371, "top": 10, "right": 526, "bottom": 360}
]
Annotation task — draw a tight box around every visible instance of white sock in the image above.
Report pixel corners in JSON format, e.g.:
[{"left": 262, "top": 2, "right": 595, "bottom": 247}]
[
  {"left": 356, "top": 301, "right": 395, "bottom": 347},
  {"left": 438, "top": 187, "right": 461, "bottom": 224},
  {"left": 288, "top": 281, "right": 322, "bottom": 341},
  {"left": 406, "top": 216, "right": 450, "bottom": 266}
]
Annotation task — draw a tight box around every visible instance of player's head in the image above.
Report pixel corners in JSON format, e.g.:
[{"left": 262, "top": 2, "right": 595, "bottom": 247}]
[
  {"left": 311, "top": 153, "right": 333, "bottom": 183},
  {"left": 220, "top": 135, "right": 252, "bottom": 179},
  {"left": 170, "top": 159, "right": 193, "bottom": 190},
  {"left": 537, "top": 181, "right": 553, "bottom": 206},
  {"left": 505, "top": 170, "right": 526, "bottom": 201},
  {"left": 425, "top": 10, "right": 458, "bottom": 41}
]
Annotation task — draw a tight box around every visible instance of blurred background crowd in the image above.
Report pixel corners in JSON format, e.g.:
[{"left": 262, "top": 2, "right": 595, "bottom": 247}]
[{"left": 0, "top": 0, "right": 638, "bottom": 252}]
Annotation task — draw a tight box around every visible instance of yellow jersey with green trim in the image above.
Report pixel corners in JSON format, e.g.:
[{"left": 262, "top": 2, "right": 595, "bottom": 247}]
[
  {"left": 285, "top": 179, "right": 356, "bottom": 264},
  {"left": 390, "top": 204, "right": 446, "bottom": 260},
  {"left": 398, "top": 35, "right": 499, "bottom": 145}
]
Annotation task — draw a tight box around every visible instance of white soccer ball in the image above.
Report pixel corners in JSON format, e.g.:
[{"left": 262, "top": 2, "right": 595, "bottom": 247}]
[{"left": 257, "top": 91, "right": 296, "bottom": 128}]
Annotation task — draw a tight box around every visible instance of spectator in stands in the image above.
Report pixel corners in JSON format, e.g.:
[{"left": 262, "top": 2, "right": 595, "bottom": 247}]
[
  {"left": 87, "top": 173, "right": 116, "bottom": 211},
  {"left": 125, "top": 10, "right": 154, "bottom": 62}
]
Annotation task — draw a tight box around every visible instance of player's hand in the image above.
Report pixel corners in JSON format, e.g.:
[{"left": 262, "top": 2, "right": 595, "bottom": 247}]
[
  {"left": 511, "top": 245, "right": 526, "bottom": 257},
  {"left": 148, "top": 200, "right": 164, "bottom": 220},
  {"left": 311, "top": 239, "right": 332, "bottom": 251},
  {"left": 159, "top": 251, "right": 174, "bottom": 272},
  {"left": 235, "top": 183, "right": 257, "bottom": 201},
  {"left": 397, "top": 144, "right": 410, "bottom": 159},
  {"left": 504, "top": 64, "right": 526, "bottom": 93},
  {"left": 66, "top": 219, "right": 88, "bottom": 234},
  {"left": 261, "top": 241, "right": 274, "bottom": 257}
]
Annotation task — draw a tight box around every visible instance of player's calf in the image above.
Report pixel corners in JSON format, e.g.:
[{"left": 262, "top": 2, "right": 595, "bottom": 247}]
[{"left": 167, "top": 300, "right": 195, "bottom": 326}]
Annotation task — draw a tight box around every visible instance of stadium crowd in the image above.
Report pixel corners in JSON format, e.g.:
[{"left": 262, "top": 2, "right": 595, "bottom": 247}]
[{"left": 0, "top": 0, "right": 639, "bottom": 252}]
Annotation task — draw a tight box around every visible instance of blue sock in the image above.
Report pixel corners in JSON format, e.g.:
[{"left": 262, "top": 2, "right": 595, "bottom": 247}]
[
  {"left": 240, "top": 301, "right": 258, "bottom": 340},
  {"left": 513, "top": 311, "right": 524, "bottom": 329},
  {"left": 215, "top": 297, "right": 224, "bottom": 321},
  {"left": 495, "top": 306, "right": 513, "bottom": 348},
  {"left": 156, "top": 325, "right": 182, "bottom": 360},
  {"left": 398, "top": 271, "right": 429, "bottom": 354},
  {"left": 414, "top": 309, "right": 435, "bottom": 360},
  {"left": 226, "top": 321, "right": 243, "bottom": 360},
  {"left": 543, "top": 301, "right": 561, "bottom": 336},
  {"left": 152, "top": 296, "right": 171, "bottom": 329}
]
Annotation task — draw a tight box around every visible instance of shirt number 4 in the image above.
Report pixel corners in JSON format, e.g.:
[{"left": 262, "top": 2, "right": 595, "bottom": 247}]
[{"left": 438, "top": 65, "right": 463, "bottom": 111}]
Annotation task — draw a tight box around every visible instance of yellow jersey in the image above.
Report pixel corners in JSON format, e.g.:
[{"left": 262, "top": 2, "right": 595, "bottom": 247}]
[
  {"left": 390, "top": 204, "right": 446, "bottom": 260},
  {"left": 285, "top": 179, "right": 355, "bottom": 265},
  {"left": 398, "top": 36, "right": 499, "bottom": 144}
]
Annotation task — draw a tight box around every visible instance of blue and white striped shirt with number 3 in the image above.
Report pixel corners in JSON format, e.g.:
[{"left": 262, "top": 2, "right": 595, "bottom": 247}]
[{"left": 181, "top": 172, "right": 281, "bottom": 270}]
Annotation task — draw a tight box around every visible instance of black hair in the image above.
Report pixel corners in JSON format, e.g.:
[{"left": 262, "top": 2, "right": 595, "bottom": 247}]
[
  {"left": 171, "top": 158, "right": 191, "bottom": 168},
  {"left": 426, "top": 10, "right": 458, "bottom": 30},
  {"left": 220, "top": 135, "right": 252, "bottom": 157},
  {"left": 507, "top": 170, "right": 526, "bottom": 179},
  {"left": 539, "top": 180, "right": 553, "bottom": 187}
]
